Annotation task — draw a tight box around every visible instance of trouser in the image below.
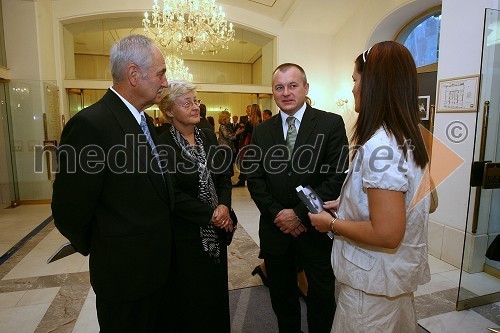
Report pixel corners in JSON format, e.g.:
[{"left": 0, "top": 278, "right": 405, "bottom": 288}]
[
  {"left": 264, "top": 236, "right": 336, "bottom": 333},
  {"left": 95, "top": 283, "right": 172, "bottom": 333}
]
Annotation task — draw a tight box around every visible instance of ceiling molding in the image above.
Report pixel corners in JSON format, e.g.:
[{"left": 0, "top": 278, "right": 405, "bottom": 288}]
[{"left": 248, "top": 0, "right": 277, "bottom": 7}]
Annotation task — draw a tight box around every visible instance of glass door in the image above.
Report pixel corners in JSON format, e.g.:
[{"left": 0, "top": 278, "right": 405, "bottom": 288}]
[
  {"left": 457, "top": 8, "right": 500, "bottom": 310},
  {"left": 0, "top": 81, "right": 18, "bottom": 204}
]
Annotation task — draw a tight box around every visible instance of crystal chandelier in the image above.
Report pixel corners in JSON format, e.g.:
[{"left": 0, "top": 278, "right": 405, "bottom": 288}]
[
  {"left": 165, "top": 55, "right": 193, "bottom": 81},
  {"left": 142, "top": 0, "right": 236, "bottom": 54}
]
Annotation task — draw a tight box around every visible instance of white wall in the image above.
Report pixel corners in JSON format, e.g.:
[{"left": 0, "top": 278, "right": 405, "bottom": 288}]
[
  {"left": 36, "top": 0, "right": 57, "bottom": 81},
  {"left": 275, "top": 29, "right": 336, "bottom": 112},
  {"left": 3, "top": 1, "right": 40, "bottom": 80}
]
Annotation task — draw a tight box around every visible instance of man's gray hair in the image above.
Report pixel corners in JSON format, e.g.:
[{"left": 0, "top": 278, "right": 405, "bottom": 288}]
[{"left": 110, "top": 34, "right": 155, "bottom": 82}]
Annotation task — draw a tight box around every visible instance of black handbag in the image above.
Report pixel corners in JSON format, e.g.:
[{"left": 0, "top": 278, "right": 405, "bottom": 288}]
[{"left": 224, "top": 209, "right": 238, "bottom": 245}]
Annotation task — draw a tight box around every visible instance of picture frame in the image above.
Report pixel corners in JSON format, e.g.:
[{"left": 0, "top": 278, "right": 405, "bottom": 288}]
[
  {"left": 418, "top": 95, "right": 430, "bottom": 120},
  {"left": 436, "top": 75, "right": 480, "bottom": 112}
]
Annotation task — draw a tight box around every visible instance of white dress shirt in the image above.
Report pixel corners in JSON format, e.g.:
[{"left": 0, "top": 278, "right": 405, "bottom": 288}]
[{"left": 279, "top": 102, "right": 307, "bottom": 140}]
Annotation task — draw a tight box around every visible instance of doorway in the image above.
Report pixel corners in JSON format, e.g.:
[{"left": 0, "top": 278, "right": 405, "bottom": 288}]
[{"left": 457, "top": 8, "right": 500, "bottom": 310}]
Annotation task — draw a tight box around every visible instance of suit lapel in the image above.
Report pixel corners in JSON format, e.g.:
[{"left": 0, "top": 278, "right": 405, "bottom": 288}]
[
  {"left": 103, "top": 90, "right": 169, "bottom": 204},
  {"left": 294, "top": 105, "right": 316, "bottom": 149},
  {"left": 270, "top": 115, "right": 285, "bottom": 145},
  {"left": 103, "top": 90, "right": 143, "bottom": 148},
  {"left": 145, "top": 115, "right": 172, "bottom": 205}
]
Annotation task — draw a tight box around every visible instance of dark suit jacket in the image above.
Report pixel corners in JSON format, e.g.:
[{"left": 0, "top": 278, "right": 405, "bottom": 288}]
[
  {"left": 239, "top": 115, "right": 248, "bottom": 124},
  {"left": 246, "top": 105, "right": 349, "bottom": 255},
  {"left": 197, "top": 117, "right": 214, "bottom": 130},
  {"left": 52, "top": 89, "right": 213, "bottom": 301}
]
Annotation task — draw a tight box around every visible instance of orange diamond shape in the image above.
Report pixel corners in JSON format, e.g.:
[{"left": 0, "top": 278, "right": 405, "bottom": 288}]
[{"left": 410, "top": 125, "right": 465, "bottom": 210}]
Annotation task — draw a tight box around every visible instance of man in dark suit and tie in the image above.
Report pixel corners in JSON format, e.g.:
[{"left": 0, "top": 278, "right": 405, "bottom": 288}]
[
  {"left": 51, "top": 35, "right": 213, "bottom": 332},
  {"left": 231, "top": 115, "right": 239, "bottom": 130},
  {"left": 245, "top": 63, "right": 349, "bottom": 333}
]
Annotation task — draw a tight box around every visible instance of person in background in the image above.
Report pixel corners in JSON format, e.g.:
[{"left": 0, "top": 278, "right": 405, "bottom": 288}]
[
  {"left": 197, "top": 103, "right": 214, "bottom": 130},
  {"left": 207, "top": 115, "right": 216, "bottom": 129},
  {"left": 246, "top": 63, "right": 349, "bottom": 333},
  {"left": 234, "top": 103, "right": 261, "bottom": 187},
  {"left": 239, "top": 104, "right": 251, "bottom": 125},
  {"left": 232, "top": 115, "right": 239, "bottom": 130},
  {"left": 157, "top": 80, "right": 233, "bottom": 333},
  {"left": 52, "top": 35, "right": 214, "bottom": 332},
  {"left": 309, "top": 41, "right": 430, "bottom": 332},
  {"left": 231, "top": 115, "right": 240, "bottom": 166},
  {"left": 218, "top": 110, "right": 237, "bottom": 175},
  {"left": 262, "top": 109, "right": 272, "bottom": 121},
  {"left": 155, "top": 115, "right": 171, "bottom": 135}
]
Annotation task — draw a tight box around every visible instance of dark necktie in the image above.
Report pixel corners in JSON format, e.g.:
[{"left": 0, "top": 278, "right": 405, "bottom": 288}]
[
  {"left": 285, "top": 116, "right": 297, "bottom": 152},
  {"left": 140, "top": 114, "right": 163, "bottom": 176}
]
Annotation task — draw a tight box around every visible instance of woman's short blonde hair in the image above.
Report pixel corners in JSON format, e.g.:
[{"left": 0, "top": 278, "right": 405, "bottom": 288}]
[
  {"left": 158, "top": 80, "right": 197, "bottom": 118},
  {"left": 218, "top": 110, "right": 231, "bottom": 124}
]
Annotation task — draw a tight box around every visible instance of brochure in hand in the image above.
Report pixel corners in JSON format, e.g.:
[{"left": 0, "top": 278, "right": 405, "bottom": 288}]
[
  {"left": 47, "top": 242, "right": 78, "bottom": 264},
  {"left": 296, "top": 185, "right": 336, "bottom": 239}
]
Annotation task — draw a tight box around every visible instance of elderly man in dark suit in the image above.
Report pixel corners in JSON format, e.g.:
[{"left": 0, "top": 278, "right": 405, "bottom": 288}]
[
  {"left": 51, "top": 34, "right": 213, "bottom": 332},
  {"left": 245, "top": 63, "right": 349, "bottom": 333}
]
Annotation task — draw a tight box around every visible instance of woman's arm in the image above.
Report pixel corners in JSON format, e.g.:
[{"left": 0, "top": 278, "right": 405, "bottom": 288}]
[{"left": 309, "top": 188, "right": 406, "bottom": 249}]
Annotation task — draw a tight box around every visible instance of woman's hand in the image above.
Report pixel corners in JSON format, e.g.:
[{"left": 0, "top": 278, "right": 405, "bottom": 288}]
[
  {"left": 308, "top": 210, "right": 334, "bottom": 233},
  {"left": 323, "top": 199, "right": 339, "bottom": 213},
  {"left": 212, "top": 204, "right": 232, "bottom": 231}
]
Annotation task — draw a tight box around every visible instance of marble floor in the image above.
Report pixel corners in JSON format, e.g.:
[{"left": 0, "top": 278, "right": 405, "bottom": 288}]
[{"left": 0, "top": 187, "right": 499, "bottom": 332}]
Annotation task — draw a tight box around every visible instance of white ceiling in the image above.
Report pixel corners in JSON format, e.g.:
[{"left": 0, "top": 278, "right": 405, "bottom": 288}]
[
  {"left": 67, "top": 0, "right": 368, "bottom": 63},
  {"left": 218, "top": 0, "right": 367, "bottom": 34}
]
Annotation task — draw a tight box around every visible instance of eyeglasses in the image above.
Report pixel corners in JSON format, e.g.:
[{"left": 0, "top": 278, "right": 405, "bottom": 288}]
[{"left": 178, "top": 99, "right": 201, "bottom": 109}]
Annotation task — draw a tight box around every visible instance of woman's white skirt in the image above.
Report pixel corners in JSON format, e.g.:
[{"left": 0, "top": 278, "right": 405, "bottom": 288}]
[{"left": 332, "top": 282, "right": 418, "bottom": 333}]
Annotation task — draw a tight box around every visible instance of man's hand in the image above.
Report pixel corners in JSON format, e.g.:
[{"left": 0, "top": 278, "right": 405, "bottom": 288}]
[
  {"left": 290, "top": 223, "right": 307, "bottom": 237},
  {"left": 274, "top": 209, "right": 303, "bottom": 234}
]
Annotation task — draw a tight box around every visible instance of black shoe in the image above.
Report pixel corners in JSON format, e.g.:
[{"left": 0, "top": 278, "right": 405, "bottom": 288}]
[
  {"left": 233, "top": 181, "right": 246, "bottom": 187},
  {"left": 251, "top": 265, "right": 269, "bottom": 287}
]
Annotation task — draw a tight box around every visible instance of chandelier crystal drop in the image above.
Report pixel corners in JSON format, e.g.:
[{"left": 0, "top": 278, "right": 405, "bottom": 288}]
[
  {"left": 143, "top": 0, "right": 235, "bottom": 54},
  {"left": 165, "top": 55, "right": 194, "bottom": 81}
]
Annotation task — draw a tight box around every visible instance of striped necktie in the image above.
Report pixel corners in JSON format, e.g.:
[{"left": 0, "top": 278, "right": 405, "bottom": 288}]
[{"left": 140, "top": 114, "right": 163, "bottom": 176}]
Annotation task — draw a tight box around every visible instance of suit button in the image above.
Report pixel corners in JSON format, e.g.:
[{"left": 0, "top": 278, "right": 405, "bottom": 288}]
[{"left": 287, "top": 171, "right": 292, "bottom": 177}]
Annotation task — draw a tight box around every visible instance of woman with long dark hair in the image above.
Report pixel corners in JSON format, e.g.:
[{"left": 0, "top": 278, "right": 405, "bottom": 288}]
[
  {"left": 234, "top": 104, "right": 262, "bottom": 187},
  {"left": 309, "top": 41, "right": 431, "bottom": 332}
]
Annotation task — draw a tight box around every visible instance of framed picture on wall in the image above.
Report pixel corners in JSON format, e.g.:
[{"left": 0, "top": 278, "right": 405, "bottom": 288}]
[
  {"left": 418, "top": 95, "right": 430, "bottom": 120},
  {"left": 436, "top": 75, "right": 480, "bottom": 112}
]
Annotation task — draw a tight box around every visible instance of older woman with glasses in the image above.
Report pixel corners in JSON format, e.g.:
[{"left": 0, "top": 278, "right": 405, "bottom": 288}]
[{"left": 157, "top": 80, "right": 233, "bottom": 333}]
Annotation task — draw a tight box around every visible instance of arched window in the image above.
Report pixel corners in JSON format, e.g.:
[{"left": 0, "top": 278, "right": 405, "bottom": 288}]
[{"left": 396, "top": 9, "right": 441, "bottom": 68}]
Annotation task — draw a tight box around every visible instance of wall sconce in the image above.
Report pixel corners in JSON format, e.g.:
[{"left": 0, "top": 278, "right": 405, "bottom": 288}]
[{"left": 336, "top": 98, "right": 348, "bottom": 108}]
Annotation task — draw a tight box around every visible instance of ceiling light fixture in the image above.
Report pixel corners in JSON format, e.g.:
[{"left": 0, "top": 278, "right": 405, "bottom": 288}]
[
  {"left": 165, "top": 55, "right": 194, "bottom": 81},
  {"left": 142, "top": 0, "right": 235, "bottom": 54}
]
